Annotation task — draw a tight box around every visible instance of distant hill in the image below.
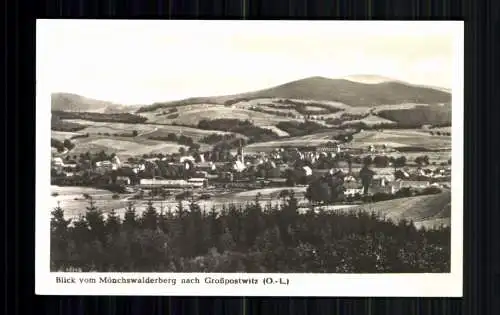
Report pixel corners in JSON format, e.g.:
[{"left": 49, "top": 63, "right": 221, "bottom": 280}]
[
  {"left": 343, "top": 74, "right": 452, "bottom": 93},
  {"left": 138, "top": 76, "right": 451, "bottom": 112},
  {"left": 342, "top": 74, "right": 396, "bottom": 84},
  {"left": 51, "top": 93, "right": 138, "bottom": 114}
]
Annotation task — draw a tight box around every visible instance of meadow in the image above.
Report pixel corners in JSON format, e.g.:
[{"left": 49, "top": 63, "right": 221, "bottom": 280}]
[
  {"left": 65, "top": 136, "right": 187, "bottom": 158},
  {"left": 139, "top": 105, "right": 296, "bottom": 127},
  {"left": 350, "top": 129, "right": 452, "bottom": 151}
]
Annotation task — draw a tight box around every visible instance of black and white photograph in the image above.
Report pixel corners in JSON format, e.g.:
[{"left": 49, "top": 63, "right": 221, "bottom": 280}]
[{"left": 36, "top": 20, "right": 463, "bottom": 296}]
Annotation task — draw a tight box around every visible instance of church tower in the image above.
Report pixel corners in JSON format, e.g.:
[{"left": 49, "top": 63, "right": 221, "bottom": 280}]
[{"left": 237, "top": 139, "right": 244, "bottom": 164}]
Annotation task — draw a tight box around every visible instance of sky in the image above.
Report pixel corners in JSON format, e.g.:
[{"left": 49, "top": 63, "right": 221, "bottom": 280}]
[{"left": 37, "top": 20, "right": 462, "bottom": 105}]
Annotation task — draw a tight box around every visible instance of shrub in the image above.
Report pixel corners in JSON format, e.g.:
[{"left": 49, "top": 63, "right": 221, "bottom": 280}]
[
  {"left": 371, "top": 192, "right": 392, "bottom": 202},
  {"left": 420, "top": 186, "right": 442, "bottom": 195},
  {"left": 394, "top": 187, "right": 414, "bottom": 198}
]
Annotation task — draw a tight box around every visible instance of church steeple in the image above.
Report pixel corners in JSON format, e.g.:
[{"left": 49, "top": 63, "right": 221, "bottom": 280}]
[{"left": 237, "top": 139, "right": 244, "bottom": 164}]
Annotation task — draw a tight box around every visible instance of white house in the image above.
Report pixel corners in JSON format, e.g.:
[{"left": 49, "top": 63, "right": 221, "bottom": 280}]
[
  {"left": 180, "top": 156, "right": 195, "bottom": 163},
  {"left": 392, "top": 180, "right": 430, "bottom": 190},
  {"left": 188, "top": 177, "right": 208, "bottom": 188},
  {"left": 52, "top": 157, "right": 64, "bottom": 167},
  {"left": 302, "top": 166, "right": 313, "bottom": 177},
  {"left": 344, "top": 180, "right": 363, "bottom": 196},
  {"left": 139, "top": 178, "right": 204, "bottom": 189},
  {"left": 233, "top": 160, "right": 246, "bottom": 172}
]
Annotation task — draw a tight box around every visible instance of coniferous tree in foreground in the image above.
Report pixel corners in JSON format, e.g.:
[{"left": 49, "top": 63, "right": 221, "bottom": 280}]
[{"left": 50, "top": 194, "right": 451, "bottom": 273}]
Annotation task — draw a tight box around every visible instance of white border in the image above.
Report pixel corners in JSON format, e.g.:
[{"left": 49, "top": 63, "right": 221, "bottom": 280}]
[{"left": 35, "top": 20, "right": 464, "bottom": 297}]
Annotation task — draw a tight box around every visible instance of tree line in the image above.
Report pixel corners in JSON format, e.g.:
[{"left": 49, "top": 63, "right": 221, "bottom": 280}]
[
  {"left": 51, "top": 116, "right": 87, "bottom": 132},
  {"left": 51, "top": 138, "right": 75, "bottom": 152},
  {"left": 51, "top": 193, "right": 450, "bottom": 273},
  {"left": 148, "top": 133, "right": 196, "bottom": 147},
  {"left": 276, "top": 121, "right": 331, "bottom": 137},
  {"left": 274, "top": 99, "right": 342, "bottom": 115},
  {"left": 199, "top": 133, "right": 238, "bottom": 145},
  {"left": 52, "top": 110, "right": 148, "bottom": 124},
  {"left": 197, "top": 119, "right": 278, "bottom": 143}
]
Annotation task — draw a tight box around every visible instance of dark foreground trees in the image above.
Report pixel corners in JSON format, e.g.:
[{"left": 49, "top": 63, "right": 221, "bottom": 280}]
[{"left": 50, "top": 194, "right": 450, "bottom": 273}]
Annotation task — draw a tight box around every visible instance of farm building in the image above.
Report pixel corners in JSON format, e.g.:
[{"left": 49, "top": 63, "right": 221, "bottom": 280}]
[
  {"left": 392, "top": 180, "right": 430, "bottom": 190},
  {"left": 52, "top": 157, "right": 64, "bottom": 167},
  {"left": 343, "top": 181, "right": 363, "bottom": 197},
  {"left": 187, "top": 177, "right": 209, "bottom": 188},
  {"left": 139, "top": 178, "right": 205, "bottom": 189},
  {"left": 63, "top": 162, "right": 78, "bottom": 169},
  {"left": 180, "top": 156, "right": 196, "bottom": 163}
]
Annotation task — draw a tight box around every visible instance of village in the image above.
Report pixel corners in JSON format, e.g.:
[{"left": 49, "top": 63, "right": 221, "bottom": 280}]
[{"left": 51, "top": 139, "right": 452, "bottom": 208}]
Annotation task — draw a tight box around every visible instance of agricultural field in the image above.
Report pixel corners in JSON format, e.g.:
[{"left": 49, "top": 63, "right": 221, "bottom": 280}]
[
  {"left": 66, "top": 136, "right": 189, "bottom": 158},
  {"left": 372, "top": 103, "right": 427, "bottom": 112},
  {"left": 350, "top": 129, "right": 452, "bottom": 151},
  {"left": 60, "top": 119, "right": 246, "bottom": 141},
  {"left": 245, "top": 139, "right": 330, "bottom": 153},
  {"left": 139, "top": 105, "right": 295, "bottom": 127},
  {"left": 341, "top": 114, "right": 396, "bottom": 127},
  {"left": 351, "top": 190, "right": 451, "bottom": 228},
  {"left": 231, "top": 98, "right": 350, "bottom": 110},
  {"left": 51, "top": 131, "right": 84, "bottom": 141},
  {"left": 259, "top": 125, "right": 290, "bottom": 137},
  {"left": 63, "top": 119, "right": 158, "bottom": 135},
  {"left": 139, "top": 125, "right": 246, "bottom": 141},
  {"left": 244, "top": 129, "right": 355, "bottom": 152}
]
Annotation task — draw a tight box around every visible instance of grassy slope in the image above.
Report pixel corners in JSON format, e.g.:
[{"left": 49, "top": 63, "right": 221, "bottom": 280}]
[
  {"left": 51, "top": 131, "right": 86, "bottom": 141},
  {"left": 62, "top": 119, "right": 246, "bottom": 140},
  {"left": 244, "top": 130, "right": 350, "bottom": 152},
  {"left": 66, "top": 136, "right": 193, "bottom": 158},
  {"left": 352, "top": 190, "right": 451, "bottom": 228},
  {"left": 140, "top": 105, "right": 298, "bottom": 127},
  {"left": 341, "top": 114, "right": 397, "bottom": 127},
  {"left": 221, "top": 186, "right": 451, "bottom": 229},
  {"left": 350, "top": 129, "right": 451, "bottom": 150}
]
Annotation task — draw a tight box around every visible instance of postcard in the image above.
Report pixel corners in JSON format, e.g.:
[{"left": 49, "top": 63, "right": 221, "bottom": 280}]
[{"left": 36, "top": 19, "right": 463, "bottom": 296}]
